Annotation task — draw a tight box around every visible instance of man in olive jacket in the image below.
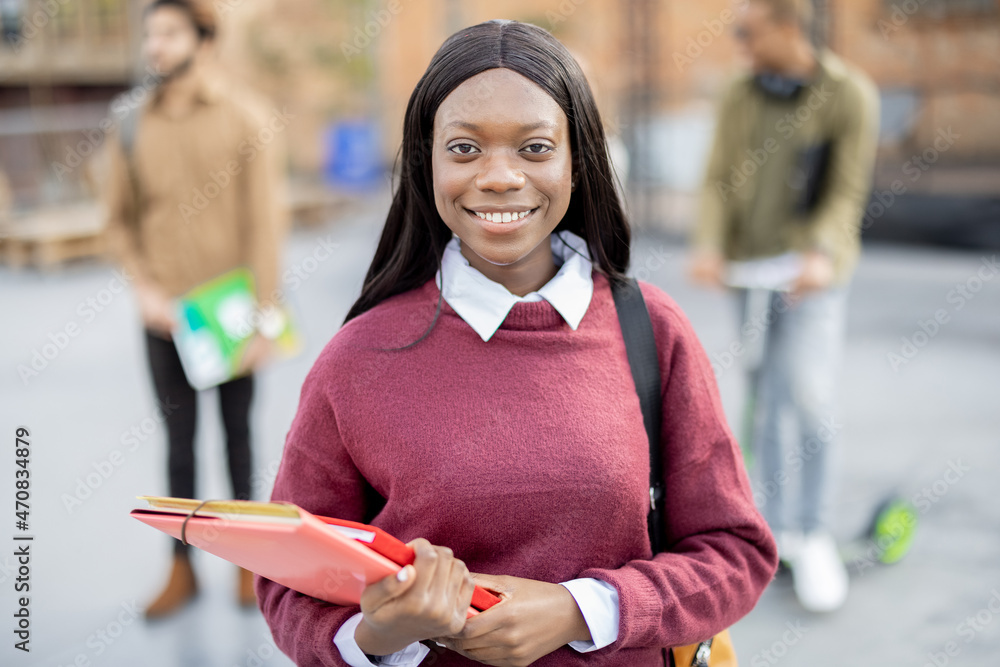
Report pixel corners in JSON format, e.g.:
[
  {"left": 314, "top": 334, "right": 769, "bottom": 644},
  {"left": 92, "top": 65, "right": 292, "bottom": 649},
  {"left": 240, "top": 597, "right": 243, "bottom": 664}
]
[{"left": 689, "top": 0, "right": 879, "bottom": 613}]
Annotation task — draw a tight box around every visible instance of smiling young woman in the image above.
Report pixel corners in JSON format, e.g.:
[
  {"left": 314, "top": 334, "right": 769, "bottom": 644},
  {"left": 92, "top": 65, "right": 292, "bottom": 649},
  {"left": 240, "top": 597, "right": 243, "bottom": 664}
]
[
  {"left": 342, "top": 19, "right": 631, "bottom": 328},
  {"left": 256, "top": 19, "right": 777, "bottom": 667}
]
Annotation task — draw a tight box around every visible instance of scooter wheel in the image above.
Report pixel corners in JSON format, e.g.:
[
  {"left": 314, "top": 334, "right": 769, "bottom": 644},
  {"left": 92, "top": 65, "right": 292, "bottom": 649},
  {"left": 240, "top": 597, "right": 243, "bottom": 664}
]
[{"left": 867, "top": 497, "right": 918, "bottom": 565}]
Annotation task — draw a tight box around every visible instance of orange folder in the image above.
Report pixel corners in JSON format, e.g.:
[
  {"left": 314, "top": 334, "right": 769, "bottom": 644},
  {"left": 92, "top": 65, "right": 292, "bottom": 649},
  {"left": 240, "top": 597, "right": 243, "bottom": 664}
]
[{"left": 130, "top": 496, "right": 501, "bottom": 616}]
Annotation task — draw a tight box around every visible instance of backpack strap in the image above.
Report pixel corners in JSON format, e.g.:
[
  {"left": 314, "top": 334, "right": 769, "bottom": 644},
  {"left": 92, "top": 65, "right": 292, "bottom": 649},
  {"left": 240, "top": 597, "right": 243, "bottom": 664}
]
[
  {"left": 612, "top": 277, "right": 721, "bottom": 665},
  {"left": 610, "top": 276, "right": 666, "bottom": 554},
  {"left": 116, "top": 98, "right": 145, "bottom": 229},
  {"left": 119, "top": 101, "right": 141, "bottom": 162}
]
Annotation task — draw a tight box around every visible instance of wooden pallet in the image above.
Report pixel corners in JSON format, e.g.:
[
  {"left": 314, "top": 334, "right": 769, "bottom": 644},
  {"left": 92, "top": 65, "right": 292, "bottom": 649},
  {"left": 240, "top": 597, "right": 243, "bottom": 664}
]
[
  {"left": 287, "top": 182, "right": 357, "bottom": 227},
  {"left": 0, "top": 186, "right": 358, "bottom": 270},
  {"left": 0, "top": 202, "right": 106, "bottom": 270}
]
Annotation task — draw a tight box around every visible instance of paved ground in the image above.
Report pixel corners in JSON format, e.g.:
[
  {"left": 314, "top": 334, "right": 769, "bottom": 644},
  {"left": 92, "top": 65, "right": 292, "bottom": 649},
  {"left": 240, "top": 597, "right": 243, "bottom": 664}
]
[{"left": 1, "top": 194, "right": 998, "bottom": 666}]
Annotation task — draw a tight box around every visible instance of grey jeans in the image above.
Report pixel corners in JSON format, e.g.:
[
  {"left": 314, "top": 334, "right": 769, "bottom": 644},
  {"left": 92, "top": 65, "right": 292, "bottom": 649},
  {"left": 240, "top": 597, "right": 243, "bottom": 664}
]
[{"left": 735, "top": 285, "right": 849, "bottom": 535}]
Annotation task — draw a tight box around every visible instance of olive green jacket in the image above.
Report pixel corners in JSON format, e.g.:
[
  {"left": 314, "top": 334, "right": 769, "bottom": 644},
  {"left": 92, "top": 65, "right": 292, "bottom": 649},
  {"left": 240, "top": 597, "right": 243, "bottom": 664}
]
[{"left": 693, "top": 49, "right": 880, "bottom": 283}]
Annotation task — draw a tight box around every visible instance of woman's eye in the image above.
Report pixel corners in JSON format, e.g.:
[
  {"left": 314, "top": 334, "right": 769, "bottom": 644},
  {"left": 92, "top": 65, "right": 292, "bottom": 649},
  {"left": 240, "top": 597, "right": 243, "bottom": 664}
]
[
  {"left": 448, "top": 143, "right": 478, "bottom": 155},
  {"left": 523, "top": 143, "right": 552, "bottom": 154}
]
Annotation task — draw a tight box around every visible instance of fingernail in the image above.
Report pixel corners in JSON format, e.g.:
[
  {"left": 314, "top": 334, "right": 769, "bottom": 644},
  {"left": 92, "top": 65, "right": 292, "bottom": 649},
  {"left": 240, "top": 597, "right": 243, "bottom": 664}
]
[{"left": 396, "top": 566, "right": 410, "bottom": 582}]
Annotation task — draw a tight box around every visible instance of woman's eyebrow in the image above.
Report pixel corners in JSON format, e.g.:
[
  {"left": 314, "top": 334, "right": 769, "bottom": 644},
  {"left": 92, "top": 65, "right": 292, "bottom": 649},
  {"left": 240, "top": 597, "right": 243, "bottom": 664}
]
[{"left": 442, "top": 120, "right": 559, "bottom": 133}]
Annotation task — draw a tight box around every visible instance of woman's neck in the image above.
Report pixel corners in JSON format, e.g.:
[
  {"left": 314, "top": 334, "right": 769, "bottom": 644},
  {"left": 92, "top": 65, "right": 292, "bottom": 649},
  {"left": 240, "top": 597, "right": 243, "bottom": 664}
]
[{"left": 460, "top": 237, "right": 558, "bottom": 297}]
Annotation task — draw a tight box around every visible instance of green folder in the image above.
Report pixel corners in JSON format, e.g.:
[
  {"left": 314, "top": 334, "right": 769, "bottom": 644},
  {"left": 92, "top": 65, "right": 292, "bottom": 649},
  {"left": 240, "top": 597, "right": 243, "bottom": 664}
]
[{"left": 172, "top": 267, "right": 301, "bottom": 390}]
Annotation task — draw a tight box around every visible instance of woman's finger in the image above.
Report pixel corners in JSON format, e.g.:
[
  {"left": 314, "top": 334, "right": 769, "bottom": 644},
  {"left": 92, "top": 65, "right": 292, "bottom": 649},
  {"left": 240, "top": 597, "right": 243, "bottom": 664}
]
[
  {"left": 359, "top": 564, "right": 416, "bottom": 613},
  {"left": 406, "top": 538, "right": 443, "bottom": 602}
]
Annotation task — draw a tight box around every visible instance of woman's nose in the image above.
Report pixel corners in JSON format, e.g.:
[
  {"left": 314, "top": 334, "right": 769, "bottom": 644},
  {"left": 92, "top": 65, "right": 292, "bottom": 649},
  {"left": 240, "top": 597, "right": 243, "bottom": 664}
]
[{"left": 474, "top": 153, "right": 526, "bottom": 193}]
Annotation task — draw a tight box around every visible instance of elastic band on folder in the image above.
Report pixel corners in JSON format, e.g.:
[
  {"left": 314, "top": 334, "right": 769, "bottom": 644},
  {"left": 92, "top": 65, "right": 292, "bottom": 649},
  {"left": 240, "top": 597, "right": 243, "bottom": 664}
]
[
  {"left": 179, "top": 499, "right": 301, "bottom": 546},
  {"left": 180, "top": 499, "right": 217, "bottom": 546}
]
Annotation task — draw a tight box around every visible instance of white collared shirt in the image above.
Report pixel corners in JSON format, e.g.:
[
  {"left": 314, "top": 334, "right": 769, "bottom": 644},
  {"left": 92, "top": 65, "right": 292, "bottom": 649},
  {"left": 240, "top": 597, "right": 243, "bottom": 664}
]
[
  {"left": 434, "top": 229, "right": 595, "bottom": 342},
  {"left": 333, "top": 229, "right": 620, "bottom": 666}
]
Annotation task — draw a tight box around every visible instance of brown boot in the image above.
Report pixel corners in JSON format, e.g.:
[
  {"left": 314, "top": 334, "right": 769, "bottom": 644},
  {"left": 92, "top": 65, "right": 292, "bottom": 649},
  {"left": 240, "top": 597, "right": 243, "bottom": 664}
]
[
  {"left": 144, "top": 551, "right": 198, "bottom": 620},
  {"left": 238, "top": 566, "right": 256, "bottom": 608}
]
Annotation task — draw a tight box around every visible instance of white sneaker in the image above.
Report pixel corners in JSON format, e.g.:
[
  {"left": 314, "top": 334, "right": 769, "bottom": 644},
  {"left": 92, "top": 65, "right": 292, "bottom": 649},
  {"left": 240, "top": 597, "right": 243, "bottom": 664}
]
[
  {"left": 790, "top": 531, "right": 849, "bottom": 612},
  {"left": 776, "top": 530, "right": 803, "bottom": 566}
]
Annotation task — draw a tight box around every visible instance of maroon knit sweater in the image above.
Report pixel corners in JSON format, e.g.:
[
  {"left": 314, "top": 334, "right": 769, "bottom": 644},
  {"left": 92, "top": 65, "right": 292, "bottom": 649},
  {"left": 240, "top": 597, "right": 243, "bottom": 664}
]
[{"left": 255, "top": 271, "right": 778, "bottom": 666}]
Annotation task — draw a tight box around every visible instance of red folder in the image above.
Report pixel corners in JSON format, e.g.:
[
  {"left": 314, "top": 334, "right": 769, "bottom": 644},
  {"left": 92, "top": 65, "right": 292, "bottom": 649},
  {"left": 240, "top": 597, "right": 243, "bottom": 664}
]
[{"left": 130, "top": 496, "right": 501, "bottom": 616}]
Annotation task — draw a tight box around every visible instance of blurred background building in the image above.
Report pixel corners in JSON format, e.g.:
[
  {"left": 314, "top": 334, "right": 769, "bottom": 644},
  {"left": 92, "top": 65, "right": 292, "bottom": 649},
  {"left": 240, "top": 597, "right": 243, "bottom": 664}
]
[
  {"left": 1, "top": 4, "right": 998, "bottom": 665},
  {"left": 0, "top": 0, "right": 997, "bottom": 262}
]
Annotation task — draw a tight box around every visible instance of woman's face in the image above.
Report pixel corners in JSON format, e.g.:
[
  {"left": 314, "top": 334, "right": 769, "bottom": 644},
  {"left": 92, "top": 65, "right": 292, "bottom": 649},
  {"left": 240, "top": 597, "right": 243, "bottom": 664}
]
[{"left": 432, "top": 67, "right": 574, "bottom": 271}]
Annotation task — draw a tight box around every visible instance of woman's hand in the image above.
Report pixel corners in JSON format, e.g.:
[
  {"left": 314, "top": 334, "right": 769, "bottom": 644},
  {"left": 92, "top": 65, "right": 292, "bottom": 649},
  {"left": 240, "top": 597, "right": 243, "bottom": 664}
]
[
  {"left": 431, "top": 573, "right": 592, "bottom": 667},
  {"left": 355, "top": 538, "right": 476, "bottom": 657}
]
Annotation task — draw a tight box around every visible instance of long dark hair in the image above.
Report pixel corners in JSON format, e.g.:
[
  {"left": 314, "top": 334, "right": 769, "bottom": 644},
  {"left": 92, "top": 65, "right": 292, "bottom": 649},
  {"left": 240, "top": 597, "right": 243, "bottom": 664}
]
[{"left": 343, "top": 19, "right": 631, "bottom": 335}]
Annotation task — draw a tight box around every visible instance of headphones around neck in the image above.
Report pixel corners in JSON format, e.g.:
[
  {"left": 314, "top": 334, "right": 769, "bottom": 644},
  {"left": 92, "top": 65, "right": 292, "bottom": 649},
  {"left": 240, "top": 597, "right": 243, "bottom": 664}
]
[{"left": 753, "top": 72, "right": 807, "bottom": 100}]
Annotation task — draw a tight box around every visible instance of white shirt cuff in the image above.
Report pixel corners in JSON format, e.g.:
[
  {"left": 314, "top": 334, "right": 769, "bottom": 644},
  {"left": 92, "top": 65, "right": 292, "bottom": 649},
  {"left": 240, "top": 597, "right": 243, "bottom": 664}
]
[
  {"left": 333, "top": 612, "right": 430, "bottom": 667},
  {"left": 559, "top": 578, "right": 620, "bottom": 652}
]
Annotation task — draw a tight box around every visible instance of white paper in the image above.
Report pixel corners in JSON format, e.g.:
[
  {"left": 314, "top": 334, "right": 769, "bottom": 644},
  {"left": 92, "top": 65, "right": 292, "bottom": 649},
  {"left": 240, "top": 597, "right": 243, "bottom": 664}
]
[{"left": 725, "top": 252, "right": 803, "bottom": 292}]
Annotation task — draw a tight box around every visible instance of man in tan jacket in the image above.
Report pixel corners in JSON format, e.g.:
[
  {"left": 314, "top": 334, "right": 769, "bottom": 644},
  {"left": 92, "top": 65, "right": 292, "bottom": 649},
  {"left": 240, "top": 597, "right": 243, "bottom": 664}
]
[
  {"left": 104, "top": 0, "right": 288, "bottom": 618},
  {"left": 689, "top": 0, "right": 879, "bottom": 613}
]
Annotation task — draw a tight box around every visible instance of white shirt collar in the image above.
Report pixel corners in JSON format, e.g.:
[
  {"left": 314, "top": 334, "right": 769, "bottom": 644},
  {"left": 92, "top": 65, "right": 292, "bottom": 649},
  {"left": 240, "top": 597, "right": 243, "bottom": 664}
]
[{"left": 435, "top": 229, "right": 594, "bottom": 342}]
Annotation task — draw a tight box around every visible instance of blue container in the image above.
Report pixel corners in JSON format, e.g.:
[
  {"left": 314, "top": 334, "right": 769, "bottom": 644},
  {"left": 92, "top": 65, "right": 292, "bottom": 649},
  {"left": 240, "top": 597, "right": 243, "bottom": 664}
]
[{"left": 323, "top": 119, "right": 384, "bottom": 191}]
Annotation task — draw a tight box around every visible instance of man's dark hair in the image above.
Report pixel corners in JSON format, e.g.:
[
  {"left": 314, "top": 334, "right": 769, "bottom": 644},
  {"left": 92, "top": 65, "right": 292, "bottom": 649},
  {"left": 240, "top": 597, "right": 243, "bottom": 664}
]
[
  {"left": 751, "top": 0, "right": 814, "bottom": 35},
  {"left": 144, "top": 0, "right": 217, "bottom": 41}
]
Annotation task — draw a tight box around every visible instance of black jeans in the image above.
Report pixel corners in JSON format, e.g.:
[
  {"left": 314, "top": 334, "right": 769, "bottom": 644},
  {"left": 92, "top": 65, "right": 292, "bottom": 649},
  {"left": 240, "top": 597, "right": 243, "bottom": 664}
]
[{"left": 144, "top": 328, "right": 255, "bottom": 555}]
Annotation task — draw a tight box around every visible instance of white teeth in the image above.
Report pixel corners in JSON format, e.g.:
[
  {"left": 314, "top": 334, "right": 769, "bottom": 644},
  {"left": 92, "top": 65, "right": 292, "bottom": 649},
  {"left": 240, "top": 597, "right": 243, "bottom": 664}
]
[{"left": 473, "top": 209, "right": 533, "bottom": 222}]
